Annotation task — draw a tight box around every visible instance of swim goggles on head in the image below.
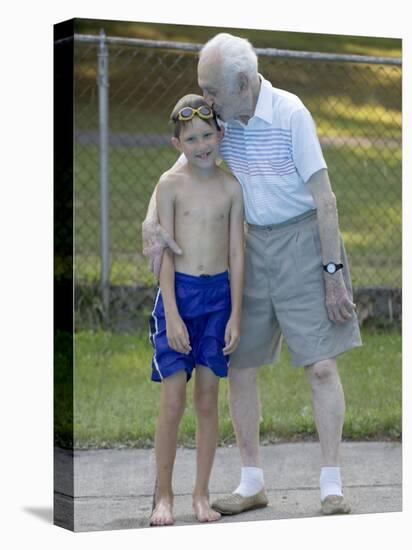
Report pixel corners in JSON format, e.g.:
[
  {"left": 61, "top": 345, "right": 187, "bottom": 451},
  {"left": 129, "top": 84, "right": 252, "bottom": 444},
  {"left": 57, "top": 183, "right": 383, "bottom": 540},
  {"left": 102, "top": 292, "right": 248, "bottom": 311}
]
[{"left": 176, "top": 105, "right": 215, "bottom": 121}]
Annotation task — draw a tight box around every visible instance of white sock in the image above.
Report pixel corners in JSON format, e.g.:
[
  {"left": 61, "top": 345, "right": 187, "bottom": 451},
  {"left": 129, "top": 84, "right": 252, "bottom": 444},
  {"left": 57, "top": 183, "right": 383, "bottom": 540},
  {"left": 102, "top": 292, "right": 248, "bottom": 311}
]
[
  {"left": 234, "top": 467, "right": 264, "bottom": 497},
  {"left": 320, "top": 466, "right": 343, "bottom": 501}
]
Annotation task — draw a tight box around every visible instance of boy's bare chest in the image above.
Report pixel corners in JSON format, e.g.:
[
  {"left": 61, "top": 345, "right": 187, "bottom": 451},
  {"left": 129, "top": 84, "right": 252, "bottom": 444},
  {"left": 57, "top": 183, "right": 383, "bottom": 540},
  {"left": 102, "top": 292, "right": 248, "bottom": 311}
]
[{"left": 175, "top": 188, "right": 231, "bottom": 226}]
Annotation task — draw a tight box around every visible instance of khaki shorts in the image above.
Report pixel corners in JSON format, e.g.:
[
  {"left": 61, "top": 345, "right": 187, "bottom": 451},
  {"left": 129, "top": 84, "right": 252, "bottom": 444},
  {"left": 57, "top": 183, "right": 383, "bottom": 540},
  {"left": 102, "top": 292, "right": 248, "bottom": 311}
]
[{"left": 230, "top": 209, "right": 362, "bottom": 368}]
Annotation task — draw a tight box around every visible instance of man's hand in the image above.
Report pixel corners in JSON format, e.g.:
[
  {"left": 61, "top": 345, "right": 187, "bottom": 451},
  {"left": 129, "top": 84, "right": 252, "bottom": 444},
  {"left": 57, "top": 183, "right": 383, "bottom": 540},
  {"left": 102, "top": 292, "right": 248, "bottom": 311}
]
[
  {"left": 223, "top": 315, "right": 241, "bottom": 355},
  {"left": 165, "top": 313, "right": 192, "bottom": 354},
  {"left": 324, "top": 272, "right": 356, "bottom": 324},
  {"left": 142, "top": 216, "right": 182, "bottom": 279}
]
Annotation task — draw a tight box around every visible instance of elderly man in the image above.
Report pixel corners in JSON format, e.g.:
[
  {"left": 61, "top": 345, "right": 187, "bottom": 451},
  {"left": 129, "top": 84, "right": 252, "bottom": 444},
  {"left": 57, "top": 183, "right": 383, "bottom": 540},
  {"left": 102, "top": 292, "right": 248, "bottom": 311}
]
[{"left": 143, "top": 33, "right": 362, "bottom": 516}]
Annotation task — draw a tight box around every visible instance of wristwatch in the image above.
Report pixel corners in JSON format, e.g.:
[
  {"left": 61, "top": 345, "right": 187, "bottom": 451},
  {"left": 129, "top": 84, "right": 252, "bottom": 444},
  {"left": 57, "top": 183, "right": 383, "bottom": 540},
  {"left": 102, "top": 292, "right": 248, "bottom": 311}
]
[{"left": 323, "top": 262, "right": 343, "bottom": 274}]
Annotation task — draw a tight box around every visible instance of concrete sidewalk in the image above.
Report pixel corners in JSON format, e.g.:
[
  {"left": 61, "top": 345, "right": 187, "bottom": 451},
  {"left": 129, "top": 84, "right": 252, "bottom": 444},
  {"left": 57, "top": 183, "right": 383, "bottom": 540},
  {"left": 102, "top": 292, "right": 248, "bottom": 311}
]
[{"left": 54, "top": 441, "right": 402, "bottom": 532}]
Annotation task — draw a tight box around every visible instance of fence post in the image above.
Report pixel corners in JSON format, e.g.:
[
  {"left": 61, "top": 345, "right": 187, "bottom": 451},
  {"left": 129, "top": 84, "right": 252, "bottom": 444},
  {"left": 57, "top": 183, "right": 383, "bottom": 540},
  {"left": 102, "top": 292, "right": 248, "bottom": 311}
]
[{"left": 97, "top": 29, "right": 110, "bottom": 327}]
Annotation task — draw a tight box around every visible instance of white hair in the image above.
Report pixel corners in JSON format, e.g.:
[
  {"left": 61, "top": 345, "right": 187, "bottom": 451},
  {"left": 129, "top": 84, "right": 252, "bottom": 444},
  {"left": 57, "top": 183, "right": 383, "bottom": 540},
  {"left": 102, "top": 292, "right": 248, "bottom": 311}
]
[{"left": 200, "top": 33, "right": 258, "bottom": 85}]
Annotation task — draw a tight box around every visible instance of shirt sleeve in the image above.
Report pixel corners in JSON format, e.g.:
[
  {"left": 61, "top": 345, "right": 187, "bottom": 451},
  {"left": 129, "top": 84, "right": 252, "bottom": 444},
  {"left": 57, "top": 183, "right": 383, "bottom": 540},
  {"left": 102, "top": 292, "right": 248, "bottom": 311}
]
[{"left": 291, "top": 107, "right": 327, "bottom": 183}]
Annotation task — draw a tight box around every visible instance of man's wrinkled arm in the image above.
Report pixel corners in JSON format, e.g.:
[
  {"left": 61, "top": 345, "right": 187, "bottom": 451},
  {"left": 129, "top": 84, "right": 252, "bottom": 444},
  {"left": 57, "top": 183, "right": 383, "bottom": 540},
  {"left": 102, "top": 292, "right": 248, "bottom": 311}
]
[
  {"left": 141, "top": 184, "right": 161, "bottom": 275},
  {"left": 143, "top": 185, "right": 159, "bottom": 226},
  {"left": 307, "top": 168, "right": 355, "bottom": 323},
  {"left": 141, "top": 179, "right": 182, "bottom": 278},
  {"left": 307, "top": 169, "right": 340, "bottom": 264},
  {"left": 142, "top": 185, "right": 159, "bottom": 251}
]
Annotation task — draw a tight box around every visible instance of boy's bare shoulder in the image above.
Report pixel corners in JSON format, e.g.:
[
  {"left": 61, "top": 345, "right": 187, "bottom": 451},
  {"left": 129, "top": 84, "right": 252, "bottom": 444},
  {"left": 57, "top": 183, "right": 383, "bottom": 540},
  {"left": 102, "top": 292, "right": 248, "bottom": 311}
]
[
  {"left": 156, "top": 169, "right": 181, "bottom": 198},
  {"left": 219, "top": 169, "right": 243, "bottom": 198}
]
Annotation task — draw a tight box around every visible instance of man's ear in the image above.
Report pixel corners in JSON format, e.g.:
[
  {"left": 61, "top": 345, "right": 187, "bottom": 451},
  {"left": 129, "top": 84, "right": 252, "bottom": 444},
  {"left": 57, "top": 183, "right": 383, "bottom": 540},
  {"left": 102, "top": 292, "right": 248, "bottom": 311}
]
[
  {"left": 238, "top": 72, "right": 249, "bottom": 96},
  {"left": 217, "top": 124, "right": 225, "bottom": 143},
  {"left": 171, "top": 136, "right": 182, "bottom": 152}
]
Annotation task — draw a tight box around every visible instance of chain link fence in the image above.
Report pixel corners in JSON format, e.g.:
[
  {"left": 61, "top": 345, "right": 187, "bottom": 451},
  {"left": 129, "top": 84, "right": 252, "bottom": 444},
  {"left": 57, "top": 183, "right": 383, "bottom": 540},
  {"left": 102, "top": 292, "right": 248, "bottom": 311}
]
[{"left": 72, "top": 33, "right": 401, "bottom": 325}]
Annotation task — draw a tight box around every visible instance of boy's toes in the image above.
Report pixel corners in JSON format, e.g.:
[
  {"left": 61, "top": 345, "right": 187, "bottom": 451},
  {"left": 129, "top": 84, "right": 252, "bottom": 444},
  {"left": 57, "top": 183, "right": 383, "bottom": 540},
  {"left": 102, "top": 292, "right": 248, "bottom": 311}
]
[
  {"left": 193, "top": 496, "right": 221, "bottom": 523},
  {"left": 150, "top": 498, "right": 174, "bottom": 526}
]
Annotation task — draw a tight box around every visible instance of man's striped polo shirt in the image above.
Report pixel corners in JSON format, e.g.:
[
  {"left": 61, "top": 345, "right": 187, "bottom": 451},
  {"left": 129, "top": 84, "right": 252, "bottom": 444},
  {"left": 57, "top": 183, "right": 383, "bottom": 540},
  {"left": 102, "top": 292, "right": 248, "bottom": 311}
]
[{"left": 219, "top": 74, "right": 327, "bottom": 226}]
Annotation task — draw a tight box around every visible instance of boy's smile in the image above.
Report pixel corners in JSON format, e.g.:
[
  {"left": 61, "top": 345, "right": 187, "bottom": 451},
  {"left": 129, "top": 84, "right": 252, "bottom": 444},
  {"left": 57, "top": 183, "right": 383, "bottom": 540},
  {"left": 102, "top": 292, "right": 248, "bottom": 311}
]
[{"left": 172, "top": 116, "right": 221, "bottom": 172}]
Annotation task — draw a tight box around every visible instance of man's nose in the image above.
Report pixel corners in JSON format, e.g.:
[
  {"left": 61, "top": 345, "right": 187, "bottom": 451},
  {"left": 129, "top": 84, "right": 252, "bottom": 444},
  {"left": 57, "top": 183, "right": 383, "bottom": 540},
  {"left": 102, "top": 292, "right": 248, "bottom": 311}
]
[{"left": 203, "top": 94, "right": 214, "bottom": 106}]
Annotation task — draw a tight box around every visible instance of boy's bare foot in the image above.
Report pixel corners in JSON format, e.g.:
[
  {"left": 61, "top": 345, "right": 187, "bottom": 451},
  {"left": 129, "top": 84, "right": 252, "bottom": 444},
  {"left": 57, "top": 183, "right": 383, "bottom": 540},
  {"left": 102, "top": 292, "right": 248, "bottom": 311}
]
[
  {"left": 150, "top": 496, "right": 174, "bottom": 526},
  {"left": 193, "top": 495, "right": 221, "bottom": 523}
]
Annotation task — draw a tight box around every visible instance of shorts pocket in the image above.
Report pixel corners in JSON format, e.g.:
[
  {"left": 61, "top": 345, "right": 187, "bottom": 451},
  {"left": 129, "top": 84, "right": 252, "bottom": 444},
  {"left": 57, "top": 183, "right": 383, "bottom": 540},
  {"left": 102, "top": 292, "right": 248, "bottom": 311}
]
[{"left": 294, "top": 222, "right": 323, "bottom": 282}]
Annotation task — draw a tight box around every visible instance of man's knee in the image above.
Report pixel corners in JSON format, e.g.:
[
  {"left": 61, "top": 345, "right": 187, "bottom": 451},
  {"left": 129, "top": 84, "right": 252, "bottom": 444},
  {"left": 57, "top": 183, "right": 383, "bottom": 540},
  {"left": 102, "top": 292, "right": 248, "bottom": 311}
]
[
  {"left": 305, "top": 358, "right": 338, "bottom": 385},
  {"left": 228, "top": 366, "right": 258, "bottom": 390}
]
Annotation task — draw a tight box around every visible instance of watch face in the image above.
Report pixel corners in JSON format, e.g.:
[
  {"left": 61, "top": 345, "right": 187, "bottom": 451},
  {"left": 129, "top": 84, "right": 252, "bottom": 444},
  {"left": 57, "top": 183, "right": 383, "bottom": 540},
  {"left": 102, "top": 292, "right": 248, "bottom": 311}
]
[{"left": 327, "top": 263, "right": 336, "bottom": 274}]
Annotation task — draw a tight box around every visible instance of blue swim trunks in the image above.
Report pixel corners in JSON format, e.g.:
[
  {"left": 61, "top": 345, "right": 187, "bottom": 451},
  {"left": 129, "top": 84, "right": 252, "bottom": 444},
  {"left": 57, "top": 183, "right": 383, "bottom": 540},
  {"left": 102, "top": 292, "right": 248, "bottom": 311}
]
[{"left": 149, "top": 271, "right": 232, "bottom": 382}]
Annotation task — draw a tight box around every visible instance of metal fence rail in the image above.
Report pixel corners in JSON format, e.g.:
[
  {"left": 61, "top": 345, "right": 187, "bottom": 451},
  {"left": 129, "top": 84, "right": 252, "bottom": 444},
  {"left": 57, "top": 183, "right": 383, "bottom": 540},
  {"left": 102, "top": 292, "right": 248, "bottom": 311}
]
[{"left": 72, "top": 33, "right": 401, "bottom": 322}]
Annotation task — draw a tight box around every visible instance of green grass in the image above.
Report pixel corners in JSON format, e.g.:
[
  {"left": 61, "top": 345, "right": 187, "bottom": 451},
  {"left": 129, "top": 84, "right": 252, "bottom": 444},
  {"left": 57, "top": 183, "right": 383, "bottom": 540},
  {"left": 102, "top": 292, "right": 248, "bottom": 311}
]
[
  {"left": 54, "top": 331, "right": 74, "bottom": 448},
  {"left": 64, "top": 328, "right": 401, "bottom": 449}
]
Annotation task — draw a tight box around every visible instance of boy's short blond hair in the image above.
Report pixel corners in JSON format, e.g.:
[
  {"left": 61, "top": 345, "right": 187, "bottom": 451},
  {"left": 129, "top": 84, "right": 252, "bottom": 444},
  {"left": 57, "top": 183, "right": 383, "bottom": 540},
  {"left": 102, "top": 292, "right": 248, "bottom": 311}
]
[{"left": 170, "top": 94, "right": 219, "bottom": 138}]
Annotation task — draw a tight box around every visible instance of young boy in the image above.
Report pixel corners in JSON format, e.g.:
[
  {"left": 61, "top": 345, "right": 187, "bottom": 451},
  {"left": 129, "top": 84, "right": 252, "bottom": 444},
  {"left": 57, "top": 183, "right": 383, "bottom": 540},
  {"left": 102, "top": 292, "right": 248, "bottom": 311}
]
[{"left": 148, "top": 94, "right": 244, "bottom": 526}]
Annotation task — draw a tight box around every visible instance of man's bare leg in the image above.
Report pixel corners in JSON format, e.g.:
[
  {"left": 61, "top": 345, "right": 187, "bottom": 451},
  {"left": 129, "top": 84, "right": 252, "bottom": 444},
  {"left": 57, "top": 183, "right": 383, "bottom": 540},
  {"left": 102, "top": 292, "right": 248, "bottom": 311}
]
[
  {"left": 305, "top": 358, "right": 350, "bottom": 514},
  {"left": 228, "top": 366, "right": 261, "bottom": 468},
  {"left": 192, "top": 366, "right": 221, "bottom": 522},
  {"left": 150, "top": 370, "right": 187, "bottom": 526},
  {"left": 305, "top": 358, "right": 344, "bottom": 466},
  {"left": 228, "top": 367, "right": 265, "bottom": 496},
  {"left": 211, "top": 366, "right": 268, "bottom": 514}
]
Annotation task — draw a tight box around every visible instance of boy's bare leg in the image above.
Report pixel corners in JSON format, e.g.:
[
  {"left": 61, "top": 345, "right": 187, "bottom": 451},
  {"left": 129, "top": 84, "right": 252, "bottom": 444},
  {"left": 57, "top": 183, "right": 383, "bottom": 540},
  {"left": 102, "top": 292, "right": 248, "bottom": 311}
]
[
  {"left": 192, "top": 366, "right": 221, "bottom": 522},
  {"left": 151, "top": 370, "right": 187, "bottom": 526}
]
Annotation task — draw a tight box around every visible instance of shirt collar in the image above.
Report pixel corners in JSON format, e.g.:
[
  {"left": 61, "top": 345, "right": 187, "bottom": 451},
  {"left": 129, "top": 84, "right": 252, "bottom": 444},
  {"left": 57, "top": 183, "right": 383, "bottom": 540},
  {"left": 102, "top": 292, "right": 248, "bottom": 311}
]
[{"left": 252, "top": 74, "right": 273, "bottom": 124}]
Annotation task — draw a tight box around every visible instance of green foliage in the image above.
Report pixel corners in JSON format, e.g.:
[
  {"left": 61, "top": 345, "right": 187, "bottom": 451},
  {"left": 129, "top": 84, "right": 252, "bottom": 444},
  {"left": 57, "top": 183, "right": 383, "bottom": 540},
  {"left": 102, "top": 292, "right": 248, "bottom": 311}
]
[{"left": 75, "top": 19, "right": 401, "bottom": 58}]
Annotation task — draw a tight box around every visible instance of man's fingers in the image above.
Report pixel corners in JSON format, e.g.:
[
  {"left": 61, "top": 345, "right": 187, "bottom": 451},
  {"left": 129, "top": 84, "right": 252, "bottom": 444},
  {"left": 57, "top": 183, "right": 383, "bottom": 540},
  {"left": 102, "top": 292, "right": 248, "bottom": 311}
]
[
  {"left": 338, "top": 299, "right": 355, "bottom": 321},
  {"left": 159, "top": 227, "right": 182, "bottom": 255},
  {"left": 143, "top": 223, "right": 182, "bottom": 276},
  {"left": 326, "top": 305, "right": 337, "bottom": 324},
  {"left": 340, "top": 304, "right": 353, "bottom": 320},
  {"left": 166, "top": 238, "right": 183, "bottom": 256},
  {"left": 327, "top": 298, "right": 356, "bottom": 324},
  {"left": 335, "top": 312, "right": 345, "bottom": 324}
]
